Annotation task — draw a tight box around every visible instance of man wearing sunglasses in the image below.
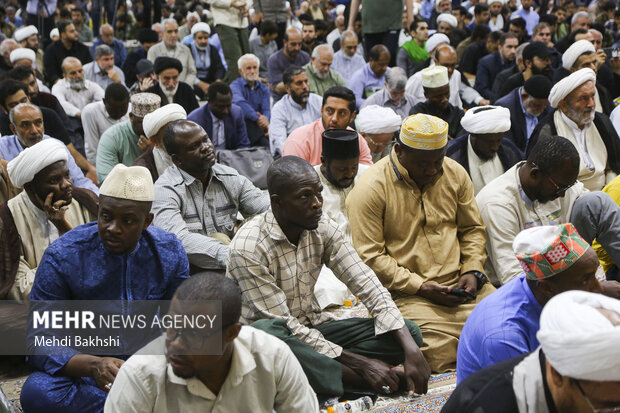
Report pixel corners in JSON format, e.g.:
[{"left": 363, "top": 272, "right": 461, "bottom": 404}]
[{"left": 476, "top": 135, "right": 620, "bottom": 295}]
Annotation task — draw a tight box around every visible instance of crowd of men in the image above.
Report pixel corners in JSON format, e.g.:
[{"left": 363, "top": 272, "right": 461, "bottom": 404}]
[{"left": 1, "top": 0, "right": 620, "bottom": 411}]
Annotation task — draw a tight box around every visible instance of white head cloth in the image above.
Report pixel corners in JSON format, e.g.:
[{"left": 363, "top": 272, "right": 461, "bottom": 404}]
[
  {"left": 426, "top": 33, "right": 450, "bottom": 53},
  {"left": 421, "top": 65, "right": 449, "bottom": 88},
  {"left": 50, "top": 28, "right": 59, "bottom": 39},
  {"left": 142, "top": 103, "right": 187, "bottom": 138},
  {"left": 461, "top": 105, "right": 511, "bottom": 134},
  {"left": 562, "top": 39, "right": 595, "bottom": 70},
  {"left": 7, "top": 139, "right": 68, "bottom": 188},
  {"left": 10, "top": 48, "right": 35, "bottom": 64},
  {"left": 186, "top": 11, "right": 199, "bottom": 21},
  {"left": 537, "top": 290, "right": 620, "bottom": 381},
  {"left": 355, "top": 105, "right": 402, "bottom": 134},
  {"left": 436, "top": 13, "right": 458, "bottom": 28},
  {"left": 14, "top": 25, "right": 38, "bottom": 42},
  {"left": 336, "top": 4, "right": 346, "bottom": 15},
  {"left": 548, "top": 68, "right": 596, "bottom": 108},
  {"left": 100, "top": 164, "right": 154, "bottom": 201},
  {"left": 191, "top": 22, "right": 211, "bottom": 35},
  {"left": 488, "top": 0, "right": 505, "bottom": 4}
]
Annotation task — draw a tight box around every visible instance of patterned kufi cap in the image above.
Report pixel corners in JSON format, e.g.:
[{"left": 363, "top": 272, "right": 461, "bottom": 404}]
[
  {"left": 399, "top": 113, "right": 448, "bottom": 150},
  {"left": 130, "top": 93, "right": 161, "bottom": 117},
  {"left": 100, "top": 164, "right": 154, "bottom": 201}
]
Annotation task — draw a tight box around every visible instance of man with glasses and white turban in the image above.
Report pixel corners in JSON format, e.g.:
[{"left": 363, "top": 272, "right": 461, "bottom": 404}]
[
  {"left": 355, "top": 105, "right": 401, "bottom": 163},
  {"left": 444, "top": 289, "right": 620, "bottom": 413}
]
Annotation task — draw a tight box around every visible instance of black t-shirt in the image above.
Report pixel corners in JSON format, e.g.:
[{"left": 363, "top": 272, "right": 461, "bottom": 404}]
[{"left": 0, "top": 106, "right": 71, "bottom": 145}]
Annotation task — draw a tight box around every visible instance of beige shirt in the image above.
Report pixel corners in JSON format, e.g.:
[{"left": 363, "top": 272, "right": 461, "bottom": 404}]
[
  {"left": 104, "top": 327, "right": 319, "bottom": 413},
  {"left": 475, "top": 162, "right": 587, "bottom": 285},
  {"left": 467, "top": 137, "right": 504, "bottom": 195}
]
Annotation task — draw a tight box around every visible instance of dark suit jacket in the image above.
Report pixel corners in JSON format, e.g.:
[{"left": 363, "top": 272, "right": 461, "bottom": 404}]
[
  {"left": 0, "top": 106, "right": 71, "bottom": 146},
  {"left": 491, "top": 65, "right": 520, "bottom": 102},
  {"left": 123, "top": 47, "right": 147, "bottom": 88},
  {"left": 145, "top": 82, "right": 199, "bottom": 114},
  {"left": 526, "top": 109, "right": 620, "bottom": 175},
  {"left": 495, "top": 87, "right": 551, "bottom": 153},
  {"left": 187, "top": 103, "right": 250, "bottom": 150},
  {"left": 447, "top": 134, "right": 523, "bottom": 176},
  {"left": 43, "top": 40, "right": 93, "bottom": 85},
  {"left": 475, "top": 50, "right": 514, "bottom": 100},
  {"left": 133, "top": 146, "right": 159, "bottom": 182}
]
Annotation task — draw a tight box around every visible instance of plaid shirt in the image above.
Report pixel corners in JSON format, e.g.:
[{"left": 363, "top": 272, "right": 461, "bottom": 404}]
[
  {"left": 152, "top": 164, "right": 270, "bottom": 269},
  {"left": 226, "top": 210, "right": 405, "bottom": 358}
]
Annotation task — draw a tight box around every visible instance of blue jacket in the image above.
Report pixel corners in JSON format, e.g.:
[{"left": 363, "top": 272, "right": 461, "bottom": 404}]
[
  {"left": 495, "top": 87, "right": 550, "bottom": 153},
  {"left": 90, "top": 38, "right": 128, "bottom": 68},
  {"left": 188, "top": 103, "right": 250, "bottom": 150},
  {"left": 475, "top": 51, "right": 514, "bottom": 100},
  {"left": 230, "top": 77, "right": 271, "bottom": 122},
  {"left": 447, "top": 134, "right": 523, "bottom": 176}
]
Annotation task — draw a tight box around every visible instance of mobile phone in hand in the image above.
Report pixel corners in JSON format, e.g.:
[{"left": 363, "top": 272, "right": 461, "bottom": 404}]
[{"left": 449, "top": 288, "right": 476, "bottom": 300}]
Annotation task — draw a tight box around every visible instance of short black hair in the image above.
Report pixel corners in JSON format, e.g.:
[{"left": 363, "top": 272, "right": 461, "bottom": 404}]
[
  {"left": 510, "top": 17, "right": 527, "bottom": 30},
  {"left": 474, "top": 3, "right": 489, "bottom": 14},
  {"left": 162, "top": 119, "right": 185, "bottom": 155},
  {"left": 207, "top": 81, "right": 231, "bottom": 101},
  {"left": 282, "top": 65, "right": 304, "bottom": 85},
  {"left": 174, "top": 272, "right": 242, "bottom": 326},
  {"left": 0, "top": 79, "right": 28, "bottom": 111},
  {"left": 57, "top": 20, "right": 74, "bottom": 34},
  {"left": 500, "top": 32, "right": 518, "bottom": 45},
  {"left": 489, "top": 30, "right": 503, "bottom": 43},
  {"left": 471, "top": 24, "right": 491, "bottom": 41},
  {"left": 71, "top": 7, "right": 86, "bottom": 16},
  {"left": 6, "top": 66, "right": 35, "bottom": 83},
  {"left": 104, "top": 83, "right": 130, "bottom": 102},
  {"left": 267, "top": 156, "right": 316, "bottom": 196},
  {"left": 59, "top": 7, "right": 72, "bottom": 20},
  {"left": 527, "top": 135, "right": 580, "bottom": 174},
  {"left": 322, "top": 86, "right": 356, "bottom": 113},
  {"left": 568, "top": 28, "right": 588, "bottom": 42},
  {"left": 452, "top": 5, "right": 467, "bottom": 15},
  {"left": 260, "top": 20, "right": 278, "bottom": 36},
  {"left": 540, "top": 14, "right": 557, "bottom": 25},
  {"left": 409, "top": 18, "right": 428, "bottom": 33}
]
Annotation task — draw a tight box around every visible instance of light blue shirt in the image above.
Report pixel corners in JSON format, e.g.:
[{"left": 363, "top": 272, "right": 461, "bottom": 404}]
[
  {"left": 347, "top": 63, "right": 388, "bottom": 109},
  {"left": 511, "top": 7, "right": 540, "bottom": 35},
  {"left": 518, "top": 87, "right": 539, "bottom": 143},
  {"left": 331, "top": 50, "right": 366, "bottom": 83},
  {"left": 420, "top": 0, "right": 435, "bottom": 20},
  {"left": 83, "top": 61, "right": 126, "bottom": 90},
  {"left": 0, "top": 134, "right": 99, "bottom": 194},
  {"left": 269, "top": 93, "right": 323, "bottom": 156},
  {"left": 183, "top": 33, "right": 228, "bottom": 70}
]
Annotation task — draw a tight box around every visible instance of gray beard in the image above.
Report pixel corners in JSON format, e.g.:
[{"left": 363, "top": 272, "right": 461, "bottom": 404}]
[
  {"left": 565, "top": 105, "right": 595, "bottom": 127},
  {"left": 312, "top": 64, "right": 328, "bottom": 80},
  {"left": 69, "top": 79, "right": 86, "bottom": 90}
]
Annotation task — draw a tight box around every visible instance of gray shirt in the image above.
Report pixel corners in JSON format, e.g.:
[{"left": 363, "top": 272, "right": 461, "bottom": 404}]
[
  {"left": 362, "top": 88, "right": 416, "bottom": 121},
  {"left": 152, "top": 164, "right": 270, "bottom": 270},
  {"left": 249, "top": 36, "right": 278, "bottom": 79},
  {"left": 83, "top": 61, "right": 126, "bottom": 90}
]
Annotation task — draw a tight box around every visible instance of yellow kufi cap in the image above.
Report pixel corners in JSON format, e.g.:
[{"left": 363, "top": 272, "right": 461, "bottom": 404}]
[{"left": 399, "top": 113, "right": 448, "bottom": 150}]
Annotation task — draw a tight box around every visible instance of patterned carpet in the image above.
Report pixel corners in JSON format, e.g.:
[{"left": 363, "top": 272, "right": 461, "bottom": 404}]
[{"left": 0, "top": 377, "right": 25, "bottom": 413}]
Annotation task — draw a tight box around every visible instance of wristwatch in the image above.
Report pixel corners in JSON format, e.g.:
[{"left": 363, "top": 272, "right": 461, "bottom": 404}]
[{"left": 468, "top": 271, "right": 488, "bottom": 289}]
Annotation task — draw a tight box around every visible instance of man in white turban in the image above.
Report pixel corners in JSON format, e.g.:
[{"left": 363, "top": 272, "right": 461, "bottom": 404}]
[
  {"left": 436, "top": 14, "right": 458, "bottom": 36},
  {"left": 9, "top": 48, "right": 35, "bottom": 68},
  {"left": 0, "top": 139, "right": 98, "bottom": 301},
  {"left": 488, "top": 0, "right": 505, "bottom": 31},
  {"left": 355, "top": 105, "right": 401, "bottom": 163},
  {"left": 133, "top": 103, "right": 187, "bottom": 182},
  {"left": 13, "top": 25, "right": 44, "bottom": 75},
  {"left": 444, "top": 290, "right": 620, "bottom": 413},
  {"left": 528, "top": 68, "right": 620, "bottom": 191},
  {"left": 447, "top": 105, "right": 522, "bottom": 194}
]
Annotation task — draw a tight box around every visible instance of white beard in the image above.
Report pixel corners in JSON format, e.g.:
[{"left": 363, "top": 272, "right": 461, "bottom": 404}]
[{"left": 160, "top": 80, "right": 178, "bottom": 103}]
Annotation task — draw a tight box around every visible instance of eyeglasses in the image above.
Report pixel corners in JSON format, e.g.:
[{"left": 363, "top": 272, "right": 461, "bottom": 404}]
[
  {"left": 531, "top": 162, "right": 577, "bottom": 195},
  {"left": 365, "top": 135, "right": 395, "bottom": 150},
  {"left": 163, "top": 323, "right": 231, "bottom": 350},
  {"left": 575, "top": 380, "right": 620, "bottom": 413}
]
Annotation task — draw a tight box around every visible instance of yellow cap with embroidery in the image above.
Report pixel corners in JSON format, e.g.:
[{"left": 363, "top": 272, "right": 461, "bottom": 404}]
[{"left": 399, "top": 113, "right": 448, "bottom": 150}]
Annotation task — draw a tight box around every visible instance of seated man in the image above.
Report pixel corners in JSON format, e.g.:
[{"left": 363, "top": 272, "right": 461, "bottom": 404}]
[
  {"left": 227, "top": 156, "right": 431, "bottom": 398},
  {"left": 0, "top": 139, "right": 98, "bottom": 301},
  {"left": 303, "top": 44, "right": 346, "bottom": 97},
  {"left": 495, "top": 74, "right": 552, "bottom": 153},
  {"left": 347, "top": 45, "right": 390, "bottom": 108},
  {"left": 269, "top": 66, "right": 322, "bottom": 157},
  {"left": 315, "top": 129, "right": 370, "bottom": 242},
  {"left": 89, "top": 24, "right": 128, "bottom": 68},
  {"left": 443, "top": 290, "right": 620, "bottom": 413},
  {"left": 133, "top": 103, "right": 187, "bottom": 182},
  {"left": 20, "top": 164, "right": 189, "bottom": 413},
  {"left": 52, "top": 57, "right": 105, "bottom": 120},
  {"left": 495, "top": 41, "right": 553, "bottom": 101},
  {"left": 0, "top": 103, "right": 99, "bottom": 193},
  {"left": 104, "top": 272, "right": 319, "bottom": 412},
  {"left": 355, "top": 105, "right": 401, "bottom": 163},
  {"left": 267, "top": 27, "right": 310, "bottom": 102},
  {"left": 248, "top": 21, "right": 277, "bottom": 80},
  {"left": 83, "top": 45, "right": 126, "bottom": 90},
  {"left": 362, "top": 67, "right": 416, "bottom": 121},
  {"left": 43, "top": 21, "right": 93, "bottom": 85},
  {"left": 152, "top": 120, "right": 269, "bottom": 271},
  {"left": 477, "top": 135, "right": 620, "bottom": 286},
  {"left": 188, "top": 82, "right": 250, "bottom": 151},
  {"left": 528, "top": 69, "right": 620, "bottom": 191},
  {"left": 330, "top": 30, "right": 365, "bottom": 80},
  {"left": 447, "top": 105, "right": 522, "bottom": 195},
  {"left": 147, "top": 19, "right": 197, "bottom": 88},
  {"left": 81, "top": 83, "right": 130, "bottom": 165},
  {"left": 230, "top": 54, "right": 271, "bottom": 148},
  {"left": 189, "top": 22, "right": 225, "bottom": 99},
  {"left": 409, "top": 66, "right": 465, "bottom": 140},
  {"left": 282, "top": 86, "right": 372, "bottom": 166},
  {"left": 145, "top": 57, "right": 199, "bottom": 115},
  {"left": 346, "top": 114, "right": 496, "bottom": 372},
  {"left": 96, "top": 93, "right": 161, "bottom": 184},
  {"left": 457, "top": 224, "right": 602, "bottom": 383}
]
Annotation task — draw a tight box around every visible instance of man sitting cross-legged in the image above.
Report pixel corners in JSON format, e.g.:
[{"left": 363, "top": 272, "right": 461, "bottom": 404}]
[
  {"left": 104, "top": 272, "right": 319, "bottom": 412},
  {"left": 227, "top": 156, "right": 431, "bottom": 399}
]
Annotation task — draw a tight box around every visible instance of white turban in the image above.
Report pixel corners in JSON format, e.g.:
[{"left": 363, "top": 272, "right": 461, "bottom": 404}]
[
  {"left": 548, "top": 68, "right": 596, "bottom": 108},
  {"left": 537, "top": 290, "right": 620, "bottom": 381},
  {"left": 562, "top": 39, "right": 595, "bottom": 70},
  {"left": 426, "top": 33, "right": 450, "bottom": 53},
  {"left": 7, "top": 139, "right": 68, "bottom": 188},
  {"left": 191, "top": 22, "right": 211, "bottom": 36},
  {"left": 186, "top": 11, "right": 199, "bottom": 21},
  {"left": 461, "top": 105, "right": 511, "bottom": 134},
  {"left": 10, "top": 48, "right": 35, "bottom": 64},
  {"left": 14, "top": 25, "right": 38, "bottom": 42},
  {"left": 488, "top": 0, "right": 505, "bottom": 5},
  {"left": 143, "top": 103, "right": 187, "bottom": 138},
  {"left": 336, "top": 4, "right": 346, "bottom": 15},
  {"left": 49, "top": 28, "right": 59, "bottom": 39},
  {"left": 355, "top": 105, "right": 402, "bottom": 134},
  {"left": 436, "top": 13, "right": 458, "bottom": 28}
]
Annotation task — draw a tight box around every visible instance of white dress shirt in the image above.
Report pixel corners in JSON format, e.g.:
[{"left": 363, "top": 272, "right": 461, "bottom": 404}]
[
  {"left": 51, "top": 78, "right": 105, "bottom": 117},
  {"left": 81, "top": 100, "right": 129, "bottom": 165}
]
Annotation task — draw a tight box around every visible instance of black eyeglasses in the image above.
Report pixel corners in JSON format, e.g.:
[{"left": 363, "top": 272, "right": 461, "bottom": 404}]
[
  {"left": 531, "top": 162, "right": 577, "bottom": 195},
  {"left": 575, "top": 380, "right": 620, "bottom": 413}
]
